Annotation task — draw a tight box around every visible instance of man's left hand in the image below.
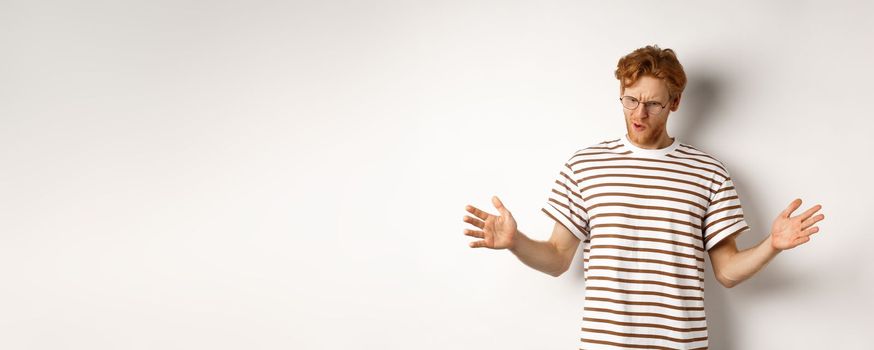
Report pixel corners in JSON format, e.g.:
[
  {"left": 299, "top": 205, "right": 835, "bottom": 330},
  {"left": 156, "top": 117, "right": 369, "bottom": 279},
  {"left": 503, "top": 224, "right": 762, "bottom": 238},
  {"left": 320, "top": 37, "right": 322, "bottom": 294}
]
[{"left": 770, "top": 198, "right": 825, "bottom": 251}]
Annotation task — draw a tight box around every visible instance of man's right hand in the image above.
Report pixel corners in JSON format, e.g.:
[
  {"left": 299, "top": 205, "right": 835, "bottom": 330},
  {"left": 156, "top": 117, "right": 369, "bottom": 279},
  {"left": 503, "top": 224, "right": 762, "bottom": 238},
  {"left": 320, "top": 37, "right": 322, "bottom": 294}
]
[{"left": 463, "top": 195, "right": 518, "bottom": 250}]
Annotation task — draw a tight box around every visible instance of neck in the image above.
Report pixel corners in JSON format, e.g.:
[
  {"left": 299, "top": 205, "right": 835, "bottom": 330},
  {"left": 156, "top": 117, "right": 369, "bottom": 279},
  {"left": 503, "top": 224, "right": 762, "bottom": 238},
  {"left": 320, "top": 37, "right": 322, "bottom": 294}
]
[{"left": 628, "top": 132, "right": 673, "bottom": 149}]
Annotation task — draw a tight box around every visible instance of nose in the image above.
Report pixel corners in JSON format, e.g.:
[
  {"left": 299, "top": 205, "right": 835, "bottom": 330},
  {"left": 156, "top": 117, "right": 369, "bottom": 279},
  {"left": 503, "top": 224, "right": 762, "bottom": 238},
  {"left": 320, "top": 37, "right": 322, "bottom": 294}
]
[{"left": 633, "top": 103, "right": 648, "bottom": 119}]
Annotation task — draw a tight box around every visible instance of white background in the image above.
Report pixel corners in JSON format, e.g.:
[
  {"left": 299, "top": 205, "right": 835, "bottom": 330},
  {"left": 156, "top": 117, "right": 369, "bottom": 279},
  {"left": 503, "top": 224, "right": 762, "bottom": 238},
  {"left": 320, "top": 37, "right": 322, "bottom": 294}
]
[{"left": 2, "top": 1, "right": 873, "bottom": 349}]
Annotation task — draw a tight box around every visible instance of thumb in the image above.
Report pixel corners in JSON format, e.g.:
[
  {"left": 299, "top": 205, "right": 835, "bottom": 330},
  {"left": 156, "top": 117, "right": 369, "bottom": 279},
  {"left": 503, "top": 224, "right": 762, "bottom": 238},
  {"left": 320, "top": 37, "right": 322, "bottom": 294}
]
[
  {"left": 492, "top": 195, "right": 509, "bottom": 215},
  {"left": 781, "top": 198, "right": 802, "bottom": 218}
]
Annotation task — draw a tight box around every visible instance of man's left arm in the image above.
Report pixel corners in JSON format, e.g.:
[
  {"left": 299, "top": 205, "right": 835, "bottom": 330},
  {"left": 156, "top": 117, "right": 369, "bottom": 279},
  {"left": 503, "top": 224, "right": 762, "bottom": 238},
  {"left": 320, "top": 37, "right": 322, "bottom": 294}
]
[{"left": 708, "top": 198, "right": 825, "bottom": 288}]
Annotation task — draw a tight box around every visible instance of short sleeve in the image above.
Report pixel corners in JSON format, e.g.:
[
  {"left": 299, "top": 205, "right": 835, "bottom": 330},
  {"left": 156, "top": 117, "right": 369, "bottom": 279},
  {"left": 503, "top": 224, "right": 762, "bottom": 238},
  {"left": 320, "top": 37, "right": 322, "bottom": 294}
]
[
  {"left": 702, "top": 175, "right": 751, "bottom": 251},
  {"left": 540, "top": 156, "right": 590, "bottom": 240}
]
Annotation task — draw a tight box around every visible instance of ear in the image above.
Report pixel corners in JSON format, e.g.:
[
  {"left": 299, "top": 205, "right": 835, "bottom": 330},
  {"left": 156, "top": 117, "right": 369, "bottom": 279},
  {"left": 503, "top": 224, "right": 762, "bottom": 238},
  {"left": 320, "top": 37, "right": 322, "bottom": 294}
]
[{"left": 670, "top": 93, "right": 682, "bottom": 111}]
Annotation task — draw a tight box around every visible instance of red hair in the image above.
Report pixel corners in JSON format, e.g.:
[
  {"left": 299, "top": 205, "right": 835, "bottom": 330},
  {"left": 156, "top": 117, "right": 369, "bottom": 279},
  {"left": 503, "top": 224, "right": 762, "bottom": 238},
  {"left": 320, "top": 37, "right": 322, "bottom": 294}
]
[{"left": 615, "top": 45, "right": 687, "bottom": 100}]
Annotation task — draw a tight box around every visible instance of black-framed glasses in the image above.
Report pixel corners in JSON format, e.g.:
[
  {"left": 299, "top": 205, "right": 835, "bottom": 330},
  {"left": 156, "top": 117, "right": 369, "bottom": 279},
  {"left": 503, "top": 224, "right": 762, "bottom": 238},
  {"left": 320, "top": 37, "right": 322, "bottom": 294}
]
[{"left": 620, "top": 96, "right": 668, "bottom": 115}]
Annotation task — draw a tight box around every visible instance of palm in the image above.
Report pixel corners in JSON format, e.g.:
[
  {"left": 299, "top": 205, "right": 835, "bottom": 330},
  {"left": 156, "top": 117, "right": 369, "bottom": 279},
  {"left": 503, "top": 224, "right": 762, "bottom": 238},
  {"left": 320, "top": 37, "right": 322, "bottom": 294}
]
[
  {"left": 481, "top": 211, "right": 516, "bottom": 248},
  {"left": 770, "top": 198, "right": 825, "bottom": 250},
  {"left": 463, "top": 196, "right": 518, "bottom": 249}
]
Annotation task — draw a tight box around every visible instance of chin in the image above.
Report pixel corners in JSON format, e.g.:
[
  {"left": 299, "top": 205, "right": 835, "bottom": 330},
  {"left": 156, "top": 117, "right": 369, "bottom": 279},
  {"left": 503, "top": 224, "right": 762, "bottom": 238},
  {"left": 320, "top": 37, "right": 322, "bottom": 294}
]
[{"left": 627, "top": 127, "right": 647, "bottom": 139}]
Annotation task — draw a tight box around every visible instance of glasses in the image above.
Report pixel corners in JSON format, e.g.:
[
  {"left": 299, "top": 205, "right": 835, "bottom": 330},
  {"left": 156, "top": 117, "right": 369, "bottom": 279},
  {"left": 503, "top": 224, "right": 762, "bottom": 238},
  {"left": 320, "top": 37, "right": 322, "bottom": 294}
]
[{"left": 620, "top": 96, "right": 668, "bottom": 115}]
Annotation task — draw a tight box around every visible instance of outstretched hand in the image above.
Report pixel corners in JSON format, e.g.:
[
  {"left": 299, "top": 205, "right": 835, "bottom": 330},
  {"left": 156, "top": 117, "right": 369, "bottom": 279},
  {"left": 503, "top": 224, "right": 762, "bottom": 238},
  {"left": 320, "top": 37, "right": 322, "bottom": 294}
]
[
  {"left": 770, "top": 198, "right": 825, "bottom": 250},
  {"left": 463, "top": 196, "right": 518, "bottom": 250}
]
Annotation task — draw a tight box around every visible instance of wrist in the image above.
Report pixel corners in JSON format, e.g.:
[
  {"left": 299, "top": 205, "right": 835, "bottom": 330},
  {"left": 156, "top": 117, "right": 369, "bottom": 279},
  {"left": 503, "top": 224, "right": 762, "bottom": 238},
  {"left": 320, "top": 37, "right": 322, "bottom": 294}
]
[
  {"left": 508, "top": 229, "right": 524, "bottom": 252},
  {"left": 765, "top": 233, "right": 781, "bottom": 255}
]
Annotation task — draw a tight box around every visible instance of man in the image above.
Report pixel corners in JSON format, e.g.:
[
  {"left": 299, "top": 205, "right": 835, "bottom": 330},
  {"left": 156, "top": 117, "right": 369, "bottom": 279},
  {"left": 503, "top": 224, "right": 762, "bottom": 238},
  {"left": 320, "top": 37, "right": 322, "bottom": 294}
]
[{"left": 461, "top": 45, "right": 825, "bottom": 349}]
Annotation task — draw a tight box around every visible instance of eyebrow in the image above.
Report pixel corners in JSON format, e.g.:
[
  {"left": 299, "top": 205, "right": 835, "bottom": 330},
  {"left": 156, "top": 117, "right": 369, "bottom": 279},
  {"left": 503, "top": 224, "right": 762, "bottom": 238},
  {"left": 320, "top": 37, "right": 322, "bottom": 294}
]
[{"left": 623, "top": 95, "right": 667, "bottom": 102}]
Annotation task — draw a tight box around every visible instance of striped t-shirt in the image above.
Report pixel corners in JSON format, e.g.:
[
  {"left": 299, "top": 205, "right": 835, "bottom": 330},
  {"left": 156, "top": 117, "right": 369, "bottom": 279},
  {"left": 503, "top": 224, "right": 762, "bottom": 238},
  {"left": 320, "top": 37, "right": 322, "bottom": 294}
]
[{"left": 541, "top": 134, "right": 749, "bottom": 350}]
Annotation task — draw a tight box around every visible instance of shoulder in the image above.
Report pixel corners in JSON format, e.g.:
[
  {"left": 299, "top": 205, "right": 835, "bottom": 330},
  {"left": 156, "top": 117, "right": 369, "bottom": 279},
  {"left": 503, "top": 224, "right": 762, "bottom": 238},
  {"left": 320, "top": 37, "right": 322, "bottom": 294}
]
[
  {"left": 673, "top": 141, "right": 732, "bottom": 178},
  {"left": 569, "top": 137, "right": 625, "bottom": 158},
  {"left": 556, "top": 138, "right": 626, "bottom": 173}
]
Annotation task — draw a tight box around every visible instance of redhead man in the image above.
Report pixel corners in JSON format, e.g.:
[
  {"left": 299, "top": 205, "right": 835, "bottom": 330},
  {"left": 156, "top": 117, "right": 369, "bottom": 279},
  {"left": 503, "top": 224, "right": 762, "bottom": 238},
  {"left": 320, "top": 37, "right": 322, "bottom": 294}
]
[{"left": 462, "top": 45, "right": 825, "bottom": 349}]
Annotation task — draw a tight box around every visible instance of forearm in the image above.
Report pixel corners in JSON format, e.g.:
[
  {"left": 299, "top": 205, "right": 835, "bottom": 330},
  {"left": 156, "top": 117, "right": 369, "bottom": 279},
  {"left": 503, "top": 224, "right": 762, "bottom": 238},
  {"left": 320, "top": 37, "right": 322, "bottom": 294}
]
[
  {"left": 509, "top": 230, "right": 567, "bottom": 277},
  {"left": 720, "top": 234, "right": 781, "bottom": 287}
]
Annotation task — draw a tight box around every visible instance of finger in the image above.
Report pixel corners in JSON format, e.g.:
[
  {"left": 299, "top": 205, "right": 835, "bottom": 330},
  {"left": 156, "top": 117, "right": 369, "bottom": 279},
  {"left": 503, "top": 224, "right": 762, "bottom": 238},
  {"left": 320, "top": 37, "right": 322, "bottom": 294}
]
[
  {"left": 781, "top": 198, "right": 802, "bottom": 218},
  {"left": 465, "top": 204, "right": 491, "bottom": 221},
  {"left": 463, "top": 215, "right": 485, "bottom": 229},
  {"left": 492, "top": 195, "right": 509, "bottom": 215},
  {"left": 792, "top": 236, "right": 811, "bottom": 247},
  {"left": 469, "top": 240, "right": 489, "bottom": 248},
  {"left": 796, "top": 204, "right": 822, "bottom": 222},
  {"left": 801, "top": 226, "right": 820, "bottom": 237},
  {"left": 801, "top": 213, "right": 825, "bottom": 230},
  {"left": 464, "top": 229, "right": 485, "bottom": 239}
]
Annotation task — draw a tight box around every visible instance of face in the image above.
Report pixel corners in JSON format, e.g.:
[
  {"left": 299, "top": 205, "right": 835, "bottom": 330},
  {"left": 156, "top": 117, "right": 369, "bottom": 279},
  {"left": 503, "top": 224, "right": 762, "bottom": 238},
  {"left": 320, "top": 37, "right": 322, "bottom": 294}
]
[{"left": 621, "top": 75, "right": 681, "bottom": 147}]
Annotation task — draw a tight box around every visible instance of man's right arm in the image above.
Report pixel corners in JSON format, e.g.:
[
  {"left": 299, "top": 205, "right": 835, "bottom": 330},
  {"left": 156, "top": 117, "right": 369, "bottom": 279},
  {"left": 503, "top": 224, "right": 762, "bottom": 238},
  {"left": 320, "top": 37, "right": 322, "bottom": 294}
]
[
  {"left": 509, "top": 222, "right": 581, "bottom": 277},
  {"left": 463, "top": 197, "right": 581, "bottom": 277}
]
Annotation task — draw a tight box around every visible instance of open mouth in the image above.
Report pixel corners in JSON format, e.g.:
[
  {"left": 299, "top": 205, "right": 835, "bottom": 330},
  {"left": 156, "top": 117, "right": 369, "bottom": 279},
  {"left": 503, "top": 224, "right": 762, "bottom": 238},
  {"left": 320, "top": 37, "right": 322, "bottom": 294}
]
[{"left": 632, "top": 122, "right": 645, "bottom": 131}]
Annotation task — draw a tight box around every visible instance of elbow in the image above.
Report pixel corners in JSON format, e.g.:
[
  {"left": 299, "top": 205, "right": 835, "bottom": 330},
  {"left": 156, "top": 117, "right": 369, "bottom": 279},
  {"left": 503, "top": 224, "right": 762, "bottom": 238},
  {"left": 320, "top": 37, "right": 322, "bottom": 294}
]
[
  {"left": 548, "top": 262, "right": 571, "bottom": 277},
  {"left": 717, "top": 272, "right": 740, "bottom": 289},
  {"left": 548, "top": 267, "right": 567, "bottom": 278},
  {"left": 547, "top": 245, "right": 574, "bottom": 277}
]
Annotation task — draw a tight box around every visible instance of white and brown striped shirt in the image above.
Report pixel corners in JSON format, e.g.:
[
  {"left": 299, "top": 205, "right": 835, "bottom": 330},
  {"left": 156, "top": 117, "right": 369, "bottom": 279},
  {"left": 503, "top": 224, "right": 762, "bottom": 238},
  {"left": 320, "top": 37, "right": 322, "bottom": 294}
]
[{"left": 541, "top": 134, "right": 749, "bottom": 350}]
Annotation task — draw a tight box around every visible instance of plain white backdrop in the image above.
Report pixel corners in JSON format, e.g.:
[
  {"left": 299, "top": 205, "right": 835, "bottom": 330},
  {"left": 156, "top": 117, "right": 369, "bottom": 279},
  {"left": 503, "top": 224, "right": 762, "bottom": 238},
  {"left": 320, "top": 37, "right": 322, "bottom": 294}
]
[{"left": 2, "top": 1, "right": 873, "bottom": 349}]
